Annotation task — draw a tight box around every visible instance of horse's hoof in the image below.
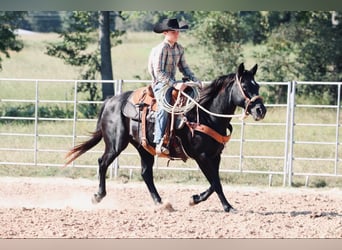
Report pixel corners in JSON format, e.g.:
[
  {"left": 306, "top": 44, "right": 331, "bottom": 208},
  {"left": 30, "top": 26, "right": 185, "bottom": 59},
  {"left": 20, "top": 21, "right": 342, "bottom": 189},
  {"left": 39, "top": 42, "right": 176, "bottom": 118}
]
[
  {"left": 91, "top": 194, "right": 102, "bottom": 204},
  {"left": 225, "top": 206, "right": 238, "bottom": 213},
  {"left": 229, "top": 208, "right": 238, "bottom": 214},
  {"left": 189, "top": 195, "right": 200, "bottom": 206}
]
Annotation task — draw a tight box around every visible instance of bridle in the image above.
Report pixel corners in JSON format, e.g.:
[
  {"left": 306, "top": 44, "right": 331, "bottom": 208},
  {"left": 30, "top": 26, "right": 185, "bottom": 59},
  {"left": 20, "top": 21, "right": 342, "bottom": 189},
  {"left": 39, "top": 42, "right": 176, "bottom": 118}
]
[{"left": 235, "top": 74, "right": 264, "bottom": 116}]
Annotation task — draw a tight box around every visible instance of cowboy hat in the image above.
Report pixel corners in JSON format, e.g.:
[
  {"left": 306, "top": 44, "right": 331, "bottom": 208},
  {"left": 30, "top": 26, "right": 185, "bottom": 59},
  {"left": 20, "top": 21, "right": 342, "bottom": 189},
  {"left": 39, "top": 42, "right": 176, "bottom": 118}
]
[{"left": 153, "top": 18, "right": 189, "bottom": 33}]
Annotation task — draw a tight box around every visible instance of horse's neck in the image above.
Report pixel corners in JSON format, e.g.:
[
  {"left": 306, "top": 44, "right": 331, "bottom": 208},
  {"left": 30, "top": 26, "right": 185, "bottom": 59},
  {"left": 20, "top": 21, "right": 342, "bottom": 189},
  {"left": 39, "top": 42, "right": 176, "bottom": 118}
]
[
  {"left": 206, "top": 107, "right": 235, "bottom": 135},
  {"left": 211, "top": 94, "right": 236, "bottom": 116}
]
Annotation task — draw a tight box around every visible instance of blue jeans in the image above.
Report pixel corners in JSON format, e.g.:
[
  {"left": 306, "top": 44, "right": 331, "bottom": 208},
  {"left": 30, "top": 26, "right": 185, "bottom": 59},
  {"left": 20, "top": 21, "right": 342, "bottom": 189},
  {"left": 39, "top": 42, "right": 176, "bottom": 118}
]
[{"left": 152, "top": 82, "right": 172, "bottom": 144}]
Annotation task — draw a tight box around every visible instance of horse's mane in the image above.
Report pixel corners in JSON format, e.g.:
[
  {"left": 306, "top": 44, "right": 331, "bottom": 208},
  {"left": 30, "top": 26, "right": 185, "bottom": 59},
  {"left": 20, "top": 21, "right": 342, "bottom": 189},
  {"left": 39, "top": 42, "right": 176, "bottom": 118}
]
[{"left": 199, "top": 73, "right": 235, "bottom": 106}]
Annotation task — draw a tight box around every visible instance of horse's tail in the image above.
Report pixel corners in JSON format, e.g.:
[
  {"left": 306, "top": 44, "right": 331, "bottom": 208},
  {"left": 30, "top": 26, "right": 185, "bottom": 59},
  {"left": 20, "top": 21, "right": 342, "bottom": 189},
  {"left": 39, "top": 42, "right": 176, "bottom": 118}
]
[
  {"left": 64, "top": 100, "right": 107, "bottom": 166},
  {"left": 64, "top": 130, "right": 102, "bottom": 166}
]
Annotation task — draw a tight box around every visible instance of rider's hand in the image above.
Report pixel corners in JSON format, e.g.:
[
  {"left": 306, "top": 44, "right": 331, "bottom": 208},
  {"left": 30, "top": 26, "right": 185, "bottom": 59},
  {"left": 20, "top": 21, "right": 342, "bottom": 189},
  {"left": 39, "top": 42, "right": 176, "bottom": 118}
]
[
  {"left": 195, "top": 80, "right": 203, "bottom": 89},
  {"left": 173, "top": 82, "right": 188, "bottom": 92}
]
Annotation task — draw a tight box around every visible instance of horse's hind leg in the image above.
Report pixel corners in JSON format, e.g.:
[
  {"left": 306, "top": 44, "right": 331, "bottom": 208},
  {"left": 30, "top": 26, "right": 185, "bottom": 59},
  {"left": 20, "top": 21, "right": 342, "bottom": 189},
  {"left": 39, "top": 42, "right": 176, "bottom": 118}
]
[
  {"left": 92, "top": 134, "right": 129, "bottom": 204},
  {"left": 190, "top": 186, "right": 214, "bottom": 206},
  {"left": 92, "top": 148, "right": 116, "bottom": 204},
  {"left": 92, "top": 147, "right": 115, "bottom": 203}
]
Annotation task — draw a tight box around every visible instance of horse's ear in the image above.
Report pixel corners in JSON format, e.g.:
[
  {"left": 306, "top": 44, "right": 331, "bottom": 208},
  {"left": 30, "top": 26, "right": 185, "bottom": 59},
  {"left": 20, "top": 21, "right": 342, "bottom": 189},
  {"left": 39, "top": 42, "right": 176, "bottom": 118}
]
[
  {"left": 237, "top": 63, "right": 245, "bottom": 77},
  {"left": 251, "top": 64, "right": 258, "bottom": 75}
]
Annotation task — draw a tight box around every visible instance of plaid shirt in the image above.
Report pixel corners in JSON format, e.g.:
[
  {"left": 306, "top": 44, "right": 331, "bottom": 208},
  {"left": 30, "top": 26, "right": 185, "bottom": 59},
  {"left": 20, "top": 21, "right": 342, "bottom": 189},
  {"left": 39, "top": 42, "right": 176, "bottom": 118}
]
[{"left": 148, "top": 40, "right": 197, "bottom": 87}]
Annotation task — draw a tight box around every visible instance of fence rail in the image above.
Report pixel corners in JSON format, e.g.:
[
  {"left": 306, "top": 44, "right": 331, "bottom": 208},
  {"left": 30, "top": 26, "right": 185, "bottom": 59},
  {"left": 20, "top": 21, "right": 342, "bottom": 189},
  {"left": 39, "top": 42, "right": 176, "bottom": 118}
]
[{"left": 1, "top": 78, "right": 341, "bottom": 186}]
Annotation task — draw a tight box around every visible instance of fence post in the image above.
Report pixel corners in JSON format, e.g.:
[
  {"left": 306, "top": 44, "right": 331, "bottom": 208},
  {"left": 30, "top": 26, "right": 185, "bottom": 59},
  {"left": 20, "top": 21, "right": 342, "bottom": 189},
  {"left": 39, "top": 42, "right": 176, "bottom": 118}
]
[
  {"left": 110, "top": 79, "right": 123, "bottom": 179},
  {"left": 334, "top": 83, "right": 341, "bottom": 175},
  {"left": 283, "top": 82, "right": 291, "bottom": 186},
  {"left": 115, "top": 79, "right": 123, "bottom": 95},
  {"left": 238, "top": 118, "right": 245, "bottom": 172},
  {"left": 71, "top": 80, "right": 78, "bottom": 168},
  {"left": 34, "top": 80, "right": 39, "bottom": 165},
  {"left": 287, "top": 81, "right": 296, "bottom": 186}
]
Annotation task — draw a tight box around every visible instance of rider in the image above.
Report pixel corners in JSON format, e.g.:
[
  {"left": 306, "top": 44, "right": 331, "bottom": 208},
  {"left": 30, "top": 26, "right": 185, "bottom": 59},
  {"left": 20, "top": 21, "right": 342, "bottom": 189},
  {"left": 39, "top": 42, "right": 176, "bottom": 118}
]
[{"left": 148, "top": 18, "right": 201, "bottom": 155}]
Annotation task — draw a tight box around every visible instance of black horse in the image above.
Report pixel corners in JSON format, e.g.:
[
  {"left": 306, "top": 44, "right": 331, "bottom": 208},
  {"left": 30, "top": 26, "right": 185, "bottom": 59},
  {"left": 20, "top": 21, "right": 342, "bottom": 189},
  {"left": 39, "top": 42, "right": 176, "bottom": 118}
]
[{"left": 65, "top": 63, "right": 266, "bottom": 212}]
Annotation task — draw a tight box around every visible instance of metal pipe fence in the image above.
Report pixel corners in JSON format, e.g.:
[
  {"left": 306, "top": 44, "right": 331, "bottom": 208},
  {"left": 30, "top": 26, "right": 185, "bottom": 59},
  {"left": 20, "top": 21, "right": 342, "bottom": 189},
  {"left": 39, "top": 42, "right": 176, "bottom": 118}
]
[{"left": 0, "top": 78, "right": 341, "bottom": 186}]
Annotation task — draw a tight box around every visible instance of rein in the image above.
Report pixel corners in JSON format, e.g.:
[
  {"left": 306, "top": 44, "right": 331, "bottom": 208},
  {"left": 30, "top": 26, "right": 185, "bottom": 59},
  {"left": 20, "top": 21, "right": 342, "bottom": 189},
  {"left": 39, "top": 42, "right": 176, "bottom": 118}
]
[
  {"left": 180, "top": 90, "right": 247, "bottom": 120},
  {"left": 179, "top": 74, "right": 263, "bottom": 120}
]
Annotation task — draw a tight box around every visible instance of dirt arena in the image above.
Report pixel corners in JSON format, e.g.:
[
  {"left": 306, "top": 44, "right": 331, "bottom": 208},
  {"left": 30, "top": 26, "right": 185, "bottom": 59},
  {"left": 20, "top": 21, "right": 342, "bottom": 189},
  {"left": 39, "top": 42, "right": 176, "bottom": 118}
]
[{"left": 0, "top": 176, "right": 342, "bottom": 238}]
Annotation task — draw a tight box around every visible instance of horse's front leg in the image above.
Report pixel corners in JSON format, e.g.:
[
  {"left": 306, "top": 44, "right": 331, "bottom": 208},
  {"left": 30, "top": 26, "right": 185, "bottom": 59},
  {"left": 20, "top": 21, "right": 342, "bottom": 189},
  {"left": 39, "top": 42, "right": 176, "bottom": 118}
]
[
  {"left": 211, "top": 168, "right": 235, "bottom": 212},
  {"left": 138, "top": 148, "right": 162, "bottom": 204},
  {"left": 214, "top": 182, "right": 235, "bottom": 212},
  {"left": 192, "top": 154, "right": 235, "bottom": 212}
]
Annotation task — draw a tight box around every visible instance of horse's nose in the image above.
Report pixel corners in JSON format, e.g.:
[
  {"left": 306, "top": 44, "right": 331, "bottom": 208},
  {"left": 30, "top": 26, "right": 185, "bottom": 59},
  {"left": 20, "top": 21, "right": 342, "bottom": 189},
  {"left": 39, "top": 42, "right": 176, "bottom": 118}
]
[
  {"left": 252, "top": 104, "right": 266, "bottom": 121},
  {"left": 257, "top": 106, "right": 264, "bottom": 118},
  {"left": 258, "top": 105, "right": 266, "bottom": 119}
]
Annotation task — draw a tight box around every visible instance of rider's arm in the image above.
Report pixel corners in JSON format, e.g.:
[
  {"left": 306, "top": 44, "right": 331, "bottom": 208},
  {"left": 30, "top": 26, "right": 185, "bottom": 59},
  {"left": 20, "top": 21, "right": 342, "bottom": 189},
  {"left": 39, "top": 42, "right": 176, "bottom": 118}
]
[{"left": 151, "top": 43, "right": 176, "bottom": 87}]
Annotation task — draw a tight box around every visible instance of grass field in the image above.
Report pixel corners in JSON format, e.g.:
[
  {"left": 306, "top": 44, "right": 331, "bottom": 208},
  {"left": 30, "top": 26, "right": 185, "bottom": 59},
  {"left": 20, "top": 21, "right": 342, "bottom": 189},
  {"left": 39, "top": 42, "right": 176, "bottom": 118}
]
[
  {"left": 1, "top": 31, "right": 342, "bottom": 188},
  {"left": 0, "top": 31, "right": 259, "bottom": 81}
]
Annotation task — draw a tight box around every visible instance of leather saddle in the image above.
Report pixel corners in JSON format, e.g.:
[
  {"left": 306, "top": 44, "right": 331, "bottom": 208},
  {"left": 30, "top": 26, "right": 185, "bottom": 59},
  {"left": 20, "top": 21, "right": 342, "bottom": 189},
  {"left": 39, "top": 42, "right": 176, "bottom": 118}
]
[{"left": 122, "top": 85, "right": 188, "bottom": 161}]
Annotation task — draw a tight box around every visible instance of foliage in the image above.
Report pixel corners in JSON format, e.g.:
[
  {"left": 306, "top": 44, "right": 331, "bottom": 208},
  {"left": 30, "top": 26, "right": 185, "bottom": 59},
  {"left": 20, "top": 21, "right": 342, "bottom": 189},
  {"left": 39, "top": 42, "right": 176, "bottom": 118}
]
[
  {"left": 238, "top": 11, "right": 268, "bottom": 44},
  {"left": 189, "top": 11, "right": 269, "bottom": 79},
  {"left": 254, "top": 24, "right": 301, "bottom": 103},
  {"left": 0, "top": 11, "right": 26, "bottom": 70},
  {"left": 4, "top": 11, "right": 342, "bottom": 106},
  {"left": 46, "top": 12, "right": 100, "bottom": 117},
  {"left": 295, "top": 12, "right": 342, "bottom": 105},
  {"left": 45, "top": 12, "right": 99, "bottom": 77},
  {"left": 120, "top": 11, "right": 196, "bottom": 31},
  {"left": 253, "top": 11, "right": 342, "bottom": 104},
  {"left": 46, "top": 11, "right": 125, "bottom": 117},
  {"left": 191, "top": 11, "right": 244, "bottom": 77},
  {"left": 1, "top": 104, "right": 73, "bottom": 124}
]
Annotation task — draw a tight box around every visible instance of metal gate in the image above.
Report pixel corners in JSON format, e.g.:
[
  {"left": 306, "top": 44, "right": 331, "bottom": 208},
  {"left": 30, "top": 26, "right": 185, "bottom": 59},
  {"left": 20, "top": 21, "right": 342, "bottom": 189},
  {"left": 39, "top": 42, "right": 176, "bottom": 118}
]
[{"left": 1, "top": 78, "right": 341, "bottom": 186}]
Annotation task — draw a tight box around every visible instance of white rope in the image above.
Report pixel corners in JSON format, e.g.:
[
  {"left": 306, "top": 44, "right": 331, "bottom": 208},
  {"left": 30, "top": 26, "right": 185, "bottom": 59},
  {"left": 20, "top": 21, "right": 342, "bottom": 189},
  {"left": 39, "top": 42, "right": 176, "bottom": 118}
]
[
  {"left": 159, "top": 82, "right": 247, "bottom": 120},
  {"left": 159, "top": 84, "right": 200, "bottom": 114},
  {"left": 180, "top": 90, "right": 247, "bottom": 120}
]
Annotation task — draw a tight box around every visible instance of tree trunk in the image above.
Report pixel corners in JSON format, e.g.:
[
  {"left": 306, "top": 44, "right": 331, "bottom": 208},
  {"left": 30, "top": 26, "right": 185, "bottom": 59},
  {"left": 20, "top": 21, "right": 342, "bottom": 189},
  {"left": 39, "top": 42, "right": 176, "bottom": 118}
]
[{"left": 99, "top": 11, "right": 114, "bottom": 100}]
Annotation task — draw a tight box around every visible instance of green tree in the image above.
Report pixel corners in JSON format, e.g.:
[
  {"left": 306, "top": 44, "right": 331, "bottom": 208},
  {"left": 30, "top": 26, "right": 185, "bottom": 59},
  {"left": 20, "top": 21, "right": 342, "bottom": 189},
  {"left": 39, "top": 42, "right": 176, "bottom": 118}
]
[
  {"left": 0, "top": 11, "right": 26, "bottom": 71},
  {"left": 46, "top": 11, "right": 125, "bottom": 117},
  {"left": 239, "top": 11, "right": 268, "bottom": 44},
  {"left": 120, "top": 11, "right": 196, "bottom": 31},
  {"left": 99, "top": 11, "right": 114, "bottom": 99},
  {"left": 254, "top": 23, "right": 301, "bottom": 103},
  {"left": 191, "top": 11, "right": 244, "bottom": 78},
  {"left": 253, "top": 11, "right": 342, "bottom": 104},
  {"left": 295, "top": 11, "right": 342, "bottom": 104},
  {"left": 297, "top": 12, "right": 342, "bottom": 81}
]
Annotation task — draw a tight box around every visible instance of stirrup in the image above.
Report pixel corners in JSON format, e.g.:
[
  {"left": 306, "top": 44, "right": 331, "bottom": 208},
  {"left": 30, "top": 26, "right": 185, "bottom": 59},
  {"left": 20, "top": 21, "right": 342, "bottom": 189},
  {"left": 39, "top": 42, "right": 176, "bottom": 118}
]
[{"left": 156, "top": 143, "right": 169, "bottom": 155}]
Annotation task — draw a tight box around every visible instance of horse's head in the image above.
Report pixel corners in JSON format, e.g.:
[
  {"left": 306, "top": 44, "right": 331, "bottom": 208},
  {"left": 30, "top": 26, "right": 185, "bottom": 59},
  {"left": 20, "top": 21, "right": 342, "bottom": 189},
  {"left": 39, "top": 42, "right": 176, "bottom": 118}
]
[{"left": 232, "top": 63, "right": 266, "bottom": 121}]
